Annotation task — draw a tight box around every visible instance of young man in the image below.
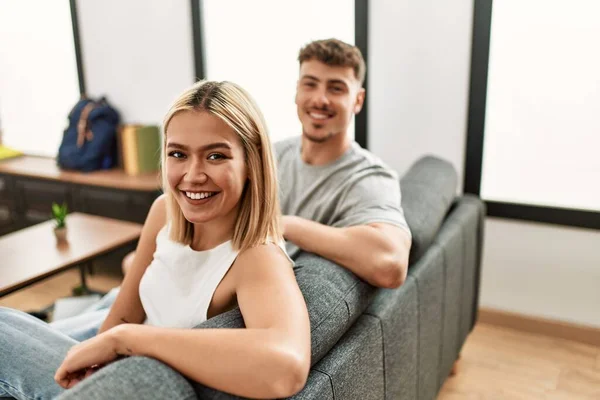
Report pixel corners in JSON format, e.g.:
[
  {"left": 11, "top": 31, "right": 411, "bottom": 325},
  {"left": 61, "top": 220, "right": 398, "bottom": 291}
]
[{"left": 277, "top": 38, "right": 411, "bottom": 288}]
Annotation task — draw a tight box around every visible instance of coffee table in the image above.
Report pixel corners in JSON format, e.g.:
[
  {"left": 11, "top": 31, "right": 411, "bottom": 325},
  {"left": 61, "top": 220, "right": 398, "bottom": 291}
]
[{"left": 0, "top": 213, "right": 142, "bottom": 297}]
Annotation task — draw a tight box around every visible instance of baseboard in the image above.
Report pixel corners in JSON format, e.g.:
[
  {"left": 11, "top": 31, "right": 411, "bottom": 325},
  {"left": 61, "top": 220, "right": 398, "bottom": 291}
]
[{"left": 478, "top": 308, "right": 600, "bottom": 347}]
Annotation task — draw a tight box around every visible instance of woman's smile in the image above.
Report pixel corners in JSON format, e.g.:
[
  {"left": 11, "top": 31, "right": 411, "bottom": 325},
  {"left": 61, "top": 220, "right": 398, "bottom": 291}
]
[{"left": 180, "top": 190, "right": 220, "bottom": 205}]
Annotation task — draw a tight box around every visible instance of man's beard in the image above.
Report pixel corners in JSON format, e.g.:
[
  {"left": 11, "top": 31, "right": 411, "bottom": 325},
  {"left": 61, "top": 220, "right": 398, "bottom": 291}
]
[{"left": 303, "top": 127, "right": 340, "bottom": 143}]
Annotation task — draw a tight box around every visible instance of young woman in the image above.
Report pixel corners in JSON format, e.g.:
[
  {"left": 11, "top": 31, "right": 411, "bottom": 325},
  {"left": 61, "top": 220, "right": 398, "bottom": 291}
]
[{"left": 0, "top": 81, "right": 311, "bottom": 399}]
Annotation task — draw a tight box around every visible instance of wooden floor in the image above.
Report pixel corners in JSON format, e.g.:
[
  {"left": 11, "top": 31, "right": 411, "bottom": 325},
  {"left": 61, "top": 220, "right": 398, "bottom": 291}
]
[
  {"left": 1, "top": 269, "right": 599, "bottom": 399},
  {"left": 438, "top": 323, "right": 600, "bottom": 399},
  {"left": 0, "top": 265, "right": 122, "bottom": 312}
]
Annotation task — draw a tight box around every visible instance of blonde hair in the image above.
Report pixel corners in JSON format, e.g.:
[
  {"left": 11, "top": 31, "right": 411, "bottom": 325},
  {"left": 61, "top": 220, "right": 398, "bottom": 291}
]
[{"left": 162, "top": 81, "right": 282, "bottom": 251}]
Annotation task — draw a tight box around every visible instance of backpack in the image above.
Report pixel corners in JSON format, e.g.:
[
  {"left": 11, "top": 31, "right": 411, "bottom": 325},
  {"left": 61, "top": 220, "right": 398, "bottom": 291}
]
[{"left": 57, "top": 97, "right": 120, "bottom": 172}]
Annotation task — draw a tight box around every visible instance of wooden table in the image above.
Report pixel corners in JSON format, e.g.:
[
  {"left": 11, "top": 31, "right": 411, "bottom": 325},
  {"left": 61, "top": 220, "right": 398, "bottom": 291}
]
[
  {"left": 0, "top": 212, "right": 142, "bottom": 297},
  {"left": 0, "top": 155, "right": 161, "bottom": 191},
  {"left": 0, "top": 156, "right": 161, "bottom": 236}
]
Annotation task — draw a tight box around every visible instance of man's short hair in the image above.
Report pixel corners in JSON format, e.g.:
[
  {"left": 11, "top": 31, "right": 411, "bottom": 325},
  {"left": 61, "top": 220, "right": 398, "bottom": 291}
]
[{"left": 298, "top": 38, "right": 366, "bottom": 86}]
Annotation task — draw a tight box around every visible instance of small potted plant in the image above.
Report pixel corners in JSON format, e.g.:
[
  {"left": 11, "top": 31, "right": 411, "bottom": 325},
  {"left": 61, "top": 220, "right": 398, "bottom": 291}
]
[{"left": 52, "top": 202, "right": 68, "bottom": 242}]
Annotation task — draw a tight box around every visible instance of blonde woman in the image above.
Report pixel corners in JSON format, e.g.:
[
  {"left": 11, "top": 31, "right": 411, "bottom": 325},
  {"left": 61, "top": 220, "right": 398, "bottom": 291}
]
[{"left": 0, "top": 81, "right": 311, "bottom": 399}]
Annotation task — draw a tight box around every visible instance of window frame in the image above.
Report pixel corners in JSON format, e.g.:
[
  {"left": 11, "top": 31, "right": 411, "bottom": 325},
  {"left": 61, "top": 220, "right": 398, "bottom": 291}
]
[
  {"left": 70, "top": 0, "right": 86, "bottom": 95},
  {"left": 463, "top": 0, "right": 600, "bottom": 230}
]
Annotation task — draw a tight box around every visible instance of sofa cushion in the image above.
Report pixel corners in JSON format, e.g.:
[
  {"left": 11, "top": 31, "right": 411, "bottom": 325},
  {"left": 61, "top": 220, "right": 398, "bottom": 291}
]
[
  {"left": 365, "top": 276, "right": 419, "bottom": 399},
  {"left": 289, "top": 370, "right": 334, "bottom": 400},
  {"left": 293, "top": 314, "right": 385, "bottom": 400},
  {"left": 400, "top": 155, "right": 458, "bottom": 264}
]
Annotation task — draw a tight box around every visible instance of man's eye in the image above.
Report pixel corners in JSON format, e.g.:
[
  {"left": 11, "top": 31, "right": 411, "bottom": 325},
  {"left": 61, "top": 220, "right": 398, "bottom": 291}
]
[
  {"left": 168, "top": 151, "right": 185, "bottom": 159},
  {"left": 208, "top": 153, "right": 226, "bottom": 161},
  {"left": 330, "top": 86, "right": 343, "bottom": 93},
  {"left": 304, "top": 82, "right": 316, "bottom": 88}
]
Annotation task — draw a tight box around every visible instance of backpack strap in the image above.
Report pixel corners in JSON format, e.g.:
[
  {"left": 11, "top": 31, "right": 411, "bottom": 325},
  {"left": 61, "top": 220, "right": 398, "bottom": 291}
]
[{"left": 76, "top": 102, "right": 97, "bottom": 148}]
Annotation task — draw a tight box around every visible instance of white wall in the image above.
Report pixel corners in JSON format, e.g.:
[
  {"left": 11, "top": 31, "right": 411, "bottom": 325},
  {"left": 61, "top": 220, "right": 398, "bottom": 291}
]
[
  {"left": 370, "top": 0, "right": 600, "bottom": 328},
  {"left": 482, "top": 218, "right": 600, "bottom": 327},
  {"left": 76, "top": 0, "right": 195, "bottom": 125}
]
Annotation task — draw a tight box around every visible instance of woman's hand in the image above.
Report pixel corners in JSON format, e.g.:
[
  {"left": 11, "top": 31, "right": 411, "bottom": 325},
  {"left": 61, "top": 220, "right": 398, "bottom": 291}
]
[{"left": 54, "top": 325, "right": 130, "bottom": 389}]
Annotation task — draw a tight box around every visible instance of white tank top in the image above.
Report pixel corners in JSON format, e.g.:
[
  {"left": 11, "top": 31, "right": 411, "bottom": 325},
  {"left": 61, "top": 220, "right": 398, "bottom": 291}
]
[{"left": 139, "top": 225, "right": 290, "bottom": 328}]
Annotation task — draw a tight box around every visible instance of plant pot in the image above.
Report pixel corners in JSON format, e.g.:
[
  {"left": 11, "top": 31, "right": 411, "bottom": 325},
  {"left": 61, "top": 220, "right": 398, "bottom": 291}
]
[{"left": 54, "top": 226, "right": 68, "bottom": 242}]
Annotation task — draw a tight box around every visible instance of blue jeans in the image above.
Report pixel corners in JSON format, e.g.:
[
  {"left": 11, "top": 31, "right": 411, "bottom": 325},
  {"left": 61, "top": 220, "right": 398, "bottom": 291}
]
[
  {"left": 0, "top": 306, "right": 74, "bottom": 399},
  {"left": 49, "top": 287, "right": 120, "bottom": 342},
  {"left": 0, "top": 289, "right": 120, "bottom": 399}
]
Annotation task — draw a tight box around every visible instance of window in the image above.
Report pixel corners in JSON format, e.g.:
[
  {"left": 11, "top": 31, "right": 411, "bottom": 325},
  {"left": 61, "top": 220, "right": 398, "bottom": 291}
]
[
  {"left": 0, "top": 0, "right": 81, "bottom": 157},
  {"left": 465, "top": 0, "right": 600, "bottom": 228}
]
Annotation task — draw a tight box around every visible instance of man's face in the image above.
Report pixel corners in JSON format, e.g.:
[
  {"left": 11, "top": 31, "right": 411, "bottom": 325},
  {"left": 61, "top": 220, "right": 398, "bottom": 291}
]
[{"left": 295, "top": 60, "right": 365, "bottom": 143}]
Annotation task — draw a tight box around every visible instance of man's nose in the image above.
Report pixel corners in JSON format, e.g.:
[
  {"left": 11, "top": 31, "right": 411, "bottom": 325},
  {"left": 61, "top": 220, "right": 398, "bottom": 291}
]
[{"left": 311, "top": 88, "right": 330, "bottom": 109}]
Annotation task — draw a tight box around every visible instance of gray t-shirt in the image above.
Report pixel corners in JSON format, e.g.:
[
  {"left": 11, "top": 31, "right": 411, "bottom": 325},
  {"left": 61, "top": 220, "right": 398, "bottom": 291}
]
[{"left": 275, "top": 136, "right": 411, "bottom": 258}]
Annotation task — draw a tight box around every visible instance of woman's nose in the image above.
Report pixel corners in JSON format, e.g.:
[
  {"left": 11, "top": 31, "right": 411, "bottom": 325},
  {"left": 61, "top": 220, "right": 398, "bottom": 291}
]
[
  {"left": 186, "top": 160, "right": 209, "bottom": 182},
  {"left": 191, "top": 172, "right": 209, "bottom": 183}
]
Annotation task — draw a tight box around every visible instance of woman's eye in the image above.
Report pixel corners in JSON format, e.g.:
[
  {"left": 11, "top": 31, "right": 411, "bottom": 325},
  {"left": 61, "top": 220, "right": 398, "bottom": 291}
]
[
  {"left": 208, "top": 153, "right": 226, "bottom": 161},
  {"left": 168, "top": 151, "right": 185, "bottom": 159}
]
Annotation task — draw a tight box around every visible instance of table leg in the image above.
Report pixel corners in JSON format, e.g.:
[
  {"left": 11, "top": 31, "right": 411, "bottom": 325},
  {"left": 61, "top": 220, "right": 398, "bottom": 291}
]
[
  {"left": 79, "top": 263, "right": 90, "bottom": 292},
  {"left": 75, "top": 262, "right": 105, "bottom": 296}
]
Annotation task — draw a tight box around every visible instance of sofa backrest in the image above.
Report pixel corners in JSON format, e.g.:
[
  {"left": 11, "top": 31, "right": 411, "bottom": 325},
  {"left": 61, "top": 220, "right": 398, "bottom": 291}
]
[
  {"left": 364, "top": 194, "right": 485, "bottom": 400},
  {"left": 400, "top": 155, "right": 458, "bottom": 264}
]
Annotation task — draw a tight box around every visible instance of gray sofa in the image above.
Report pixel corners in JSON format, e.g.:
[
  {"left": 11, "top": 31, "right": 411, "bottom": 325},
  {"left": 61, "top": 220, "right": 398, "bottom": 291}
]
[{"left": 58, "top": 155, "right": 485, "bottom": 400}]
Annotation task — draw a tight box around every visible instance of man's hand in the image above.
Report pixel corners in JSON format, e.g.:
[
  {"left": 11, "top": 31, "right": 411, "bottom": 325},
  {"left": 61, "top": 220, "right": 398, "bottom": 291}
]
[
  {"left": 54, "top": 325, "right": 130, "bottom": 388},
  {"left": 282, "top": 215, "right": 299, "bottom": 239}
]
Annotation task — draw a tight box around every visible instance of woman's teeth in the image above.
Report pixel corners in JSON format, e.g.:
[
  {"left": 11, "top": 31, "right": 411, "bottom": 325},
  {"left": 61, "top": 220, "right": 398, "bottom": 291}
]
[{"left": 185, "top": 191, "right": 215, "bottom": 200}]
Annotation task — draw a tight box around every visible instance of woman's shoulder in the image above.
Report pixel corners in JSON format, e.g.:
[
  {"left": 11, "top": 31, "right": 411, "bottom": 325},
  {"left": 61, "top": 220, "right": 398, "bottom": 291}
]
[
  {"left": 233, "top": 242, "right": 293, "bottom": 278},
  {"left": 230, "top": 242, "right": 294, "bottom": 294}
]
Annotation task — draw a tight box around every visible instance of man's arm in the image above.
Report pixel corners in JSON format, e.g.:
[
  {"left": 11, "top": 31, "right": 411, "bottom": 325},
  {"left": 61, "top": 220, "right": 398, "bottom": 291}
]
[{"left": 283, "top": 216, "right": 411, "bottom": 288}]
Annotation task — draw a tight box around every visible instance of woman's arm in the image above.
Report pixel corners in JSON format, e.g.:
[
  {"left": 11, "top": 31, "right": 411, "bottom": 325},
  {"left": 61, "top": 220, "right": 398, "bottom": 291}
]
[
  {"left": 97, "top": 194, "right": 166, "bottom": 333},
  {"left": 110, "top": 244, "right": 310, "bottom": 399}
]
